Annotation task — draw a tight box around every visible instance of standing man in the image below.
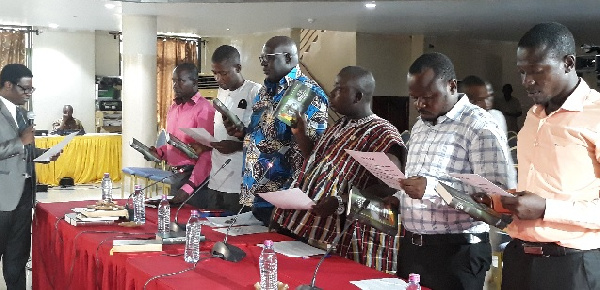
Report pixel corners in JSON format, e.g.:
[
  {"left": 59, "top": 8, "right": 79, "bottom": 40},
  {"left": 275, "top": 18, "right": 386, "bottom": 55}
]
[
  {"left": 273, "top": 66, "right": 406, "bottom": 272},
  {"left": 50, "top": 105, "right": 84, "bottom": 135},
  {"left": 387, "top": 53, "right": 516, "bottom": 290},
  {"left": 150, "top": 63, "right": 215, "bottom": 205},
  {"left": 494, "top": 22, "right": 600, "bottom": 290},
  {"left": 461, "top": 75, "right": 508, "bottom": 135},
  {"left": 224, "top": 36, "right": 328, "bottom": 225},
  {"left": 0, "top": 64, "right": 57, "bottom": 290},
  {"left": 198, "top": 45, "right": 260, "bottom": 213},
  {"left": 494, "top": 83, "right": 522, "bottom": 133}
]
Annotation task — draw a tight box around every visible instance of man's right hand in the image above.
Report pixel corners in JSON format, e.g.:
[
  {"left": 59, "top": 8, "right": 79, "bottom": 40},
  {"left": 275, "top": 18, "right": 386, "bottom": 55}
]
[
  {"left": 222, "top": 115, "right": 245, "bottom": 139},
  {"left": 20, "top": 126, "right": 35, "bottom": 145}
]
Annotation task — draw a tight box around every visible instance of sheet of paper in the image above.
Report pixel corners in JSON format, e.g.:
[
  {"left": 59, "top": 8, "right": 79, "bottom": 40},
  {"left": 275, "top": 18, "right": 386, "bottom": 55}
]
[
  {"left": 450, "top": 173, "right": 513, "bottom": 197},
  {"left": 34, "top": 131, "right": 79, "bottom": 162},
  {"left": 350, "top": 278, "right": 409, "bottom": 290},
  {"left": 257, "top": 241, "right": 326, "bottom": 257},
  {"left": 213, "top": 225, "right": 269, "bottom": 236},
  {"left": 206, "top": 212, "right": 263, "bottom": 228},
  {"left": 257, "top": 188, "right": 315, "bottom": 210},
  {"left": 345, "top": 150, "right": 405, "bottom": 190},
  {"left": 180, "top": 127, "right": 217, "bottom": 147}
]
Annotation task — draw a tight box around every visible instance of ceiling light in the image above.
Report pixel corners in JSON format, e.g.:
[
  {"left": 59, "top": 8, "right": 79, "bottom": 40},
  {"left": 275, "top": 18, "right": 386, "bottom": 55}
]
[
  {"left": 365, "top": 2, "right": 376, "bottom": 9},
  {"left": 105, "top": 3, "right": 116, "bottom": 9},
  {"left": 48, "top": 23, "right": 59, "bottom": 29},
  {"left": 226, "top": 28, "right": 230, "bottom": 31}
]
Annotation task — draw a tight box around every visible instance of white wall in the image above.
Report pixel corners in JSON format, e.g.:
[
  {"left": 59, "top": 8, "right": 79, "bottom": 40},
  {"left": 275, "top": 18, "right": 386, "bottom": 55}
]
[
  {"left": 95, "top": 31, "right": 120, "bottom": 77},
  {"left": 31, "top": 31, "right": 96, "bottom": 133}
]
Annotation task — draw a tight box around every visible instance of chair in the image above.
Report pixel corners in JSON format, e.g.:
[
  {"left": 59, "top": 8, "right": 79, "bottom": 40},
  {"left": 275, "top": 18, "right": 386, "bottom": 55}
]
[{"left": 507, "top": 135, "right": 517, "bottom": 149}]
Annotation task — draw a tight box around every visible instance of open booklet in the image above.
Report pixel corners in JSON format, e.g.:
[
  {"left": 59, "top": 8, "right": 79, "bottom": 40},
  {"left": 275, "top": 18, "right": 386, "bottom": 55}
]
[
  {"left": 129, "top": 138, "right": 161, "bottom": 162},
  {"left": 274, "top": 80, "right": 317, "bottom": 126},
  {"left": 435, "top": 182, "right": 513, "bottom": 229}
]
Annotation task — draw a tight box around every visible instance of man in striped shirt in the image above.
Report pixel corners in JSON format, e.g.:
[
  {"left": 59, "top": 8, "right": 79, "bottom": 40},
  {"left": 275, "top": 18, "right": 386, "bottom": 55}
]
[
  {"left": 387, "top": 53, "right": 516, "bottom": 290},
  {"left": 273, "top": 66, "right": 407, "bottom": 272}
]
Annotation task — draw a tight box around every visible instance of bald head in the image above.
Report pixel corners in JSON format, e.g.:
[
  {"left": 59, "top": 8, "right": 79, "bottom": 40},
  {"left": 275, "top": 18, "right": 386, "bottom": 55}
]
[
  {"left": 331, "top": 66, "right": 376, "bottom": 118},
  {"left": 338, "top": 66, "right": 375, "bottom": 100},
  {"left": 261, "top": 36, "right": 299, "bottom": 82}
]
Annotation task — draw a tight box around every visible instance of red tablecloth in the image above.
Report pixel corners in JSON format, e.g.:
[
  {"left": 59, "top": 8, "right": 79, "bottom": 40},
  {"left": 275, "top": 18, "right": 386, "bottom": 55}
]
[{"left": 32, "top": 200, "right": 397, "bottom": 290}]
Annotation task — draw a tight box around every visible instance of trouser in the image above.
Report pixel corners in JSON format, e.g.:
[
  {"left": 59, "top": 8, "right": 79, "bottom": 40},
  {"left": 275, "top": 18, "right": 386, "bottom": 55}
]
[
  {"left": 252, "top": 207, "right": 274, "bottom": 227},
  {"left": 194, "top": 186, "right": 244, "bottom": 214},
  {"left": 397, "top": 231, "right": 491, "bottom": 290},
  {"left": 168, "top": 169, "right": 193, "bottom": 195},
  {"left": 502, "top": 239, "right": 600, "bottom": 290},
  {"left": 0, "top": 179, "right": 33, "bottom": 290}
]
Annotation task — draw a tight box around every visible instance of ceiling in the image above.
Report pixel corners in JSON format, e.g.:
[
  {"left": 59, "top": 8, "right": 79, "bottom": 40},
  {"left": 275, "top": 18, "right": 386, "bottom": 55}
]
[{"left": 3, "top": 0, "right": 600, "bottom": 45}]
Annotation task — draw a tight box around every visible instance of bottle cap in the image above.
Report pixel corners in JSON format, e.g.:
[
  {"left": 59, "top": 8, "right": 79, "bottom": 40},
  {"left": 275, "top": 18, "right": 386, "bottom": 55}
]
[
  {"left": 190, "top": 209, "right": 199, "bottom": 216},
  {"left": 134, "top": 184, "right": 142, "bottom": 191},
  {"left": 162, "top": 194, "right": 168, "bottom": 200},
  {"left": 104, "top": 173, "right": 110, "bottom": 177},
  {"left": 264, "top": 240, "right": 274, "bottom": 247},
  {"left": 408, "top": 273, "right": 420, "bottom": 283}
]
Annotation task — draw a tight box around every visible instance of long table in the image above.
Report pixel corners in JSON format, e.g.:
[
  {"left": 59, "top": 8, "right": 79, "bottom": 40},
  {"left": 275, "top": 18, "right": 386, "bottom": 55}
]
[
  {"left": 35, "top": 133, "right": 122, "bottom": 185},
  {"left": 32, "top": 201, "right": 397, "bottom": 290}
]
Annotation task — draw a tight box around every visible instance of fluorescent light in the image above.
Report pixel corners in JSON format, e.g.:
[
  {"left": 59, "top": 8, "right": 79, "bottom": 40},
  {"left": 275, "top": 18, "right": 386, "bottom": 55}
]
[
  {"left": 365, "top": 2, "right": 376, "bottom": 9},
  {"left": 105, "top": 3, "right": 116, "bottom": 9},
  {"left": 48, "top": 23, "right": 59, "bottom": 29}
]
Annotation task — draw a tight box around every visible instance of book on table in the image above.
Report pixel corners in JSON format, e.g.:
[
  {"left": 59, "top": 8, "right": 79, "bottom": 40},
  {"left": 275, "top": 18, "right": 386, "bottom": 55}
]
[
  {"left": 274, "top": 80, "right": 317, "bottom": 126},
  {"left": 435, "top": 182, "right": 513, "bottom": 229}
]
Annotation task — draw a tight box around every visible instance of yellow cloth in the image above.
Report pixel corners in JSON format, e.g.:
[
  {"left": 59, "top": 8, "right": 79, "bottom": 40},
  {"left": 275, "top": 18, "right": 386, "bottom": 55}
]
[{"left": 35, "top": 134, "right": 122, "bottom": 186}]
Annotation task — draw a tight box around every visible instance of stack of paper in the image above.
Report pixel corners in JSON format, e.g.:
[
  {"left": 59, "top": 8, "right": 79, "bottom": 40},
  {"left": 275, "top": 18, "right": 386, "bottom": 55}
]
[
  {"left": 350, "top": 278, "right": 409, "bottom": 289},
  {"left": 206, "top": 212, "right": 263, "bottom": 228},
  {"left": 213, "top": 225, "right": 269, "bottom": 236}
]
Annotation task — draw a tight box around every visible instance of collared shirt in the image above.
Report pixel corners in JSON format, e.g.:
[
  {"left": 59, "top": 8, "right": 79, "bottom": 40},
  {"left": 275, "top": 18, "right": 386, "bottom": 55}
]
[
  {"left": 396, "top": 95, "right": 516, "bottom": 234},
  {"left": 273, "top": 114, "right": 404, "bottom": 272},
  {"left": 209, "top": 80, "right": 261, "bottom": 193},
  {"left": 50, "top": 117, "right": 83, "bottom": 134},
  {"left": 0, "top": 95, "right": 18, "bottom": 127},
  {"left": 241, "top": 65, "right": 328, "bottom": 207},
  {"left": 505, "top": 79, "right": 600, "bottom": 250},
  {"left": 156, "top": 92, "right": 215, "bottom": 194}
]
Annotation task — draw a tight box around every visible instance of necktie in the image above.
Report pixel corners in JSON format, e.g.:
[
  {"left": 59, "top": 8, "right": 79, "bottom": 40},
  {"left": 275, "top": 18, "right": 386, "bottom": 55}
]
[
  {"left": 16, "top": 108, "right": 27, "bottom": 133},
  {"left": 16, "top": 108, "right": 34, "bottom": 177}
]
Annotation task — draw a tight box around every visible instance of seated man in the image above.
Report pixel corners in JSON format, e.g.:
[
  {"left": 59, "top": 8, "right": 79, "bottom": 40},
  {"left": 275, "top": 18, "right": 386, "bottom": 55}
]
[
  {"left": 273, "top": 66, "right": 407, "bottom": 272},
  {"left": 51, "top": 105, "right": 84, "bottom": 135}
]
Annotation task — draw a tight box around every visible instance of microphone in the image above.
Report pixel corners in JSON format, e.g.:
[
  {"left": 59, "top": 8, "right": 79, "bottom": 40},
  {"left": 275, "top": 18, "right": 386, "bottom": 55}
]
[
  {"left": 171, "top": 159, "right": 231, "bottom": 232},
  {"left": 124, "top": 166, "right": 194, "bottom": 219},
  {"left": 27, "top": 111, "right": 35, "bottom": 127},
  {"left": 211, "top": 205, "right": 247, "bottom": 262},
  {"left": 296, "top": 199, "right": 372, "bottom": 290}
]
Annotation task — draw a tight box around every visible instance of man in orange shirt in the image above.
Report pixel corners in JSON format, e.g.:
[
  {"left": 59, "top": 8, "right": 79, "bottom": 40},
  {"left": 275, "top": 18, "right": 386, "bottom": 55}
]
[{"left": 490, "top": 22, "right": 600, "bottom": 289}]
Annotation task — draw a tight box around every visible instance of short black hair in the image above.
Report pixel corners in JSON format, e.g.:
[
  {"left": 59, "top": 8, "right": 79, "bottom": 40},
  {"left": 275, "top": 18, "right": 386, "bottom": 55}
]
[
  {"left": 518, "top": 22, "right": 575, "bottom": 59},
  {"left": 461, "top": 75, "right": 486, "bottom": 87},
  {"left": 0, "top": 64, "right": 32, "bottom": 88},
  {"left": 175, "top": 63, "right": 198, "bottom": 81},
  {"left": 409, "top": 52, "right": 456, "bottom": 81},
  {"left": 211, "top": 45, "right": 241, "bottom": 65}
]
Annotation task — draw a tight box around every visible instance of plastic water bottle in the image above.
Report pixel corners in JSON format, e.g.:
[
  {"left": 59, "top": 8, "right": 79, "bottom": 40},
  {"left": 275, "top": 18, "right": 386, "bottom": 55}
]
[
  {"left": 259, "top": 240, "right": 278, "bottom": 290},
  {"left": 184, "top": 210, "right": 202, "bottom": 263},
  {"left": 406, "top": 273, "right": 421, "bottom": 290},
  {"left": 157, "top": 195, "right": 170, "bottom": 234},
  {"left": 132, "top": 185, "right": 146, "bottom": 224},
  {"left": 101, "top": 173, "right": 113, "bottom": 202}
]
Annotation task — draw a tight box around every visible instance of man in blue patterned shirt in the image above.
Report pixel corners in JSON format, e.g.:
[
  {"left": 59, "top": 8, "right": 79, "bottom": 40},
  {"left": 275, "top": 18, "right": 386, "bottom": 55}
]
[
  {"left": 224, "top": 36, "right": 328, "bottom": 225},
  {"left": 387, "top": 52, "right": 516, "bottom": 290}
]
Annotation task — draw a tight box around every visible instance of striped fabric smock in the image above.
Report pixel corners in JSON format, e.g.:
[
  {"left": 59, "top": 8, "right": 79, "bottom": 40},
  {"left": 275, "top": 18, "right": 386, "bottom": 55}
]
[{"left": 273, "top": 114, "right": 405, "bottom": 272}]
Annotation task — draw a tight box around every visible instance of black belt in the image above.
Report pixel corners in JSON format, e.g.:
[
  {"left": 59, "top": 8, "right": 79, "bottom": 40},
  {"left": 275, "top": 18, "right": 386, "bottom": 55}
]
[
  {"left": 402, "top": 230, "right": 489, "bottom": 246},
  {"left": 517, "top": 239, "right": 586, "bottom": 257}
]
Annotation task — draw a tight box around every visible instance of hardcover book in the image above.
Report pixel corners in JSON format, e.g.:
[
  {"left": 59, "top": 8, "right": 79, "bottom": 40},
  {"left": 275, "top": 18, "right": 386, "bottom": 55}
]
[
  {"left": 64, "top": 213, "right": 116, "bottom": 227},
  {"left": 129, "top": 138, "right": 161, "bottom": 162},
  {"left": 274, "top": 80, "right": 317, "bottom": 126},
  {"left": 166, "top": 133, "right": 199, "bottom": 160},
  {"left": 348, "top": 187, "right": 399, "bottom": 236},
  {"left": 213, "top": 98, "right": 243, "bottom": 130},
  {"left": 435, "top": 182, "right": 513, "bottom": 229}
]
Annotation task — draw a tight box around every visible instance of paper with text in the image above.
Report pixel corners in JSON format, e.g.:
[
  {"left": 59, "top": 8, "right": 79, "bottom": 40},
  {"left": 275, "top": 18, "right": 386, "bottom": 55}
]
[
  {"left": 350, "top": 278, "right": 409, "bottom": 289},
  {"left": 257, "top": 241, "right": 326, "bottom": 257},
  {"left": 450, "top": 173, "right": 513, "bottom": 197},
  {"left": 34, "top": 131, "right": 79, "bottom": 162},
  {"left": 345, "top": 150, "right": 405, "bottom": 190},
  {"left": 258, "top": 188, "right": 316, "bottom": 210},
  {"left": 180, "top": 128, "right": 217, "bottom": 147},
  {"left": 213, "top": 225, "right": 269, "bottom": 236},
  {"left": 206, "top": 212, "right": 263, "bottom": 228}
]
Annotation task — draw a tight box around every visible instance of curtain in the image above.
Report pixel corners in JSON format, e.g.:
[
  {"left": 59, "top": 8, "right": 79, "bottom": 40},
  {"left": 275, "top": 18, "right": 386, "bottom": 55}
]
[
  {"left": 0, "top": 31, "right": 26, "bottom": 70},
  {"left": 156, "top": 38, "right": 198, "bottom": 129}
]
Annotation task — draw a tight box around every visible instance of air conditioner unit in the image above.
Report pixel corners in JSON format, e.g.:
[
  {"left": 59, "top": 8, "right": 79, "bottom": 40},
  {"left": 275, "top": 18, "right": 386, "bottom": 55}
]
[{"left": 198, "top": 74, "right": 219, "bottom": 99}]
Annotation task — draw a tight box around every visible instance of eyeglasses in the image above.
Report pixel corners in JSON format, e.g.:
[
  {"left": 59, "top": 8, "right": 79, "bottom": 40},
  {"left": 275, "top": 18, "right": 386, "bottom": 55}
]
[
  {"left": 16, "top": 84, "right": 35, "bottom": 94},
  {"left": 259, "top": 52, "right": 289, "bottom": 64}
]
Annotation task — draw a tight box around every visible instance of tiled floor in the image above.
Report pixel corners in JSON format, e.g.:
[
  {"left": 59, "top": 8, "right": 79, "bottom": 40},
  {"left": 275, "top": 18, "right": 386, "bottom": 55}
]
[{"left": 0, "top": 182, "right": 498, "bottom": 290}]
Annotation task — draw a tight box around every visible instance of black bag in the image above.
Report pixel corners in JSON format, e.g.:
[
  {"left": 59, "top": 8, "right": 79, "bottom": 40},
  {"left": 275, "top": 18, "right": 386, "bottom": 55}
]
[{"left": 59, "top": 177, "right": 74, "bottom": 188}]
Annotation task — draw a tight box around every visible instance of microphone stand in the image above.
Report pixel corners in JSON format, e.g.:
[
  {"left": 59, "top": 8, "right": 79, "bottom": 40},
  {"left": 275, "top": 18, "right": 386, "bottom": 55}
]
[
  {"left": 211, "top": 205, "right": 247, "bottom": 262},
  {"left": 296, "top": 200, "right": 372, "bottom": 290},
  {"left": 171, "top": 159, "right": 231, "bottom": 232}
]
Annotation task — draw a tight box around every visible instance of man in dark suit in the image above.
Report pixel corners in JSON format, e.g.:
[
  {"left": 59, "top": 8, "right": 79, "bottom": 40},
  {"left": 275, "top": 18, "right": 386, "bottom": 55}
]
[{"left": 0, "top": 64, "right": 55, "bottom": 290}]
